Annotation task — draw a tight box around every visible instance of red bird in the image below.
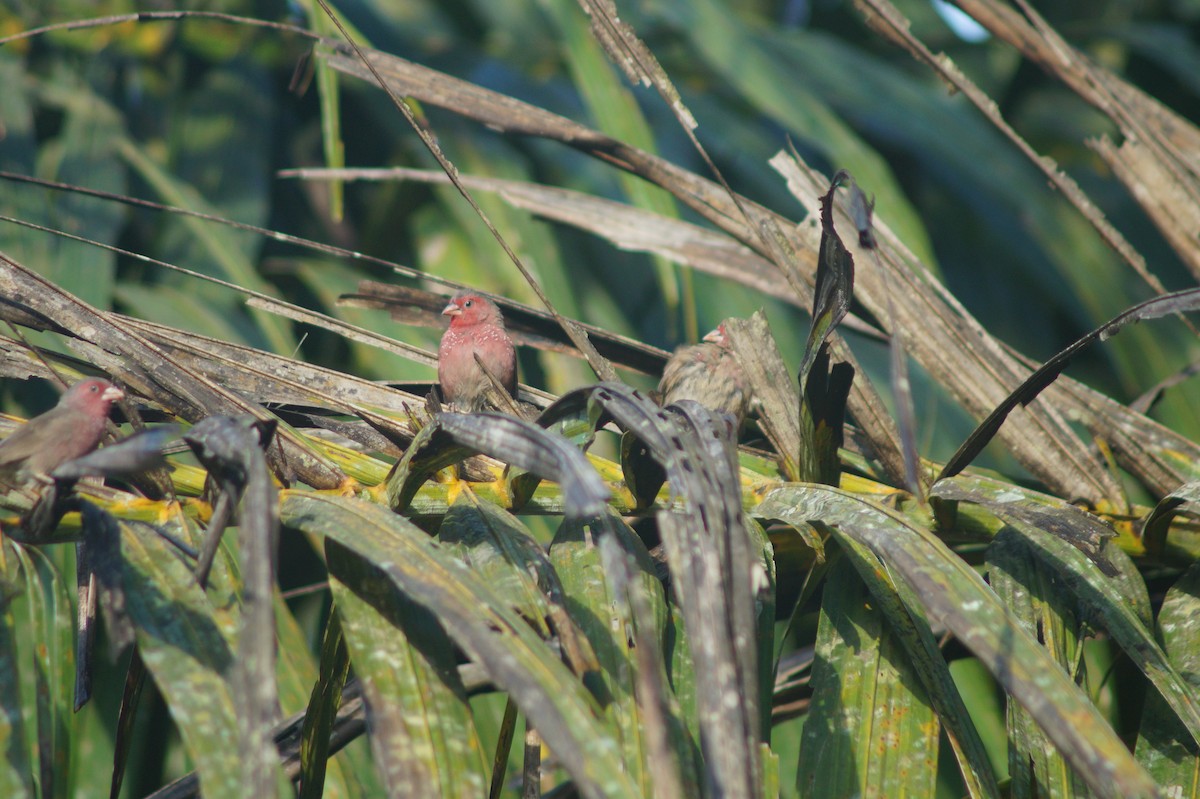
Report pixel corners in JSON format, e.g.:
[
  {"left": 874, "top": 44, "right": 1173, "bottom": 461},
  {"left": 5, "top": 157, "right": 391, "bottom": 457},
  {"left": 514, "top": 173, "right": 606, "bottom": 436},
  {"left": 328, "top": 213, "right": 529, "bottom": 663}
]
[
  {"left": 437, "top": 291, "right": 518, "bottom": 412},
  {"left": 659, "top": 322, "right": 751, "bottom": 425},
  {"left": 0, "top": 377, "right": 124, "bottom": 485}
]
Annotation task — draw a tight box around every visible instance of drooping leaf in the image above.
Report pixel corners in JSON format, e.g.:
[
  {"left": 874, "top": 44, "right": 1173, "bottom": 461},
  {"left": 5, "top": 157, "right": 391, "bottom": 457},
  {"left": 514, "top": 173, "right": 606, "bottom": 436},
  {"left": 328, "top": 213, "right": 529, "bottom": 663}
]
[
  {"left": 933, "top": 477, "right": 1119, "bottom": 577},
  {"left": 281, "top": 493, "right": 639, "bottom": 799},
  {"left": 440, "top": 492, "right": 599, "bottom": 679},
  {"left": 387, "top": 412, "right": 609, "bottom": 517},
  {"left": 182, "top": 414, "right": 282, "bottom": 798},
  {"left": 1141, "top": 481, "right": 1200, "bottom": 558},
  {"left": 800, "top": 170, "right": 856, "bottom": 385},
  {"left": 940, "top": 287, "right": 1200, "bottom": 481},
  {"left": 996, "top": 517, "right": 1200, "bottom": 755},
  {"left": 52, "top": 426, "right": 179, "bottom": 481},
  {"left": 92, "top": 506, "right": 276, "bottom": 797},
  {"left": 759, "top": 492, "right": 999, "bottom": 798}
]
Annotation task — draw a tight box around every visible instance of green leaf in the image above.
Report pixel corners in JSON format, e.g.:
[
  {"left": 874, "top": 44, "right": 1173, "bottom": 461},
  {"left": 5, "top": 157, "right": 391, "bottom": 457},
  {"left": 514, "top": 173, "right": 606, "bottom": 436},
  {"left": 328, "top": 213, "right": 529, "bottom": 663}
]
[
  {"left": 0, "top": 540, "right": 34, "bottom": 799},
  {"left": 551, "top": 512, "right": 699, "bottom": 795},
  {"left": 327, "top": 542, "right": 487, "bottom": 798},
  {"left": 0, "top": 63, "right": 124, "bottom": 310},
  {"left": 281, "top": 492, "right": 641, "bottom": 799},
  {"left": 114, "top": 511, "right": 281, "bottom": 797},
  {"left": 1135, "top": 561, "right": 1200, "bottom": 792},
  {"left": 297, "top": 609, "right": 351, "bottom": 799},
  {"left": 988, "top": 529, "right": 1087, "bottom": 799},
  {"left": 824, "top": 531, "right": 999, "bottom": 799},
  {"left": 798, "top": 558, "right": 939, "bottom": 798},
  {"left": 754, "top": 483, "right": 1156, "bottom": 799},
  {"left": 1003, "top": 518, "right": 1200, "bottom": 755}
]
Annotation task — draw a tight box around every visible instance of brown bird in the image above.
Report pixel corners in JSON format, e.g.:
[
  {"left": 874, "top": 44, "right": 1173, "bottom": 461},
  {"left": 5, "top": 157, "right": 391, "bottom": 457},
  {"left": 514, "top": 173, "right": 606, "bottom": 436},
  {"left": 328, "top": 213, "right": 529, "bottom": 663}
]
[
  {"left": 0, "top": 378, "right": 125, "bottom": 485},
  {"left": 659, "top": 322, "right": 751, "bottom": 425},
  {"left": 437, "top": 291, "right": 518, "bottom": 412}
]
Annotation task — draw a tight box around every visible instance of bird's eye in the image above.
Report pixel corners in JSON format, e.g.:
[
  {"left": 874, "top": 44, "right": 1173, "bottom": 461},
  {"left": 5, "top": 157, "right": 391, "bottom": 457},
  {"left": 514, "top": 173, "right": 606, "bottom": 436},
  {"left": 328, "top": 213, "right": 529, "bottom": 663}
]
[
  {"left": 463, "top": 300, "right": 474, "bottom": 308},
  {"left": 89, "top": 384, "right": 98, "bottom": 393}
]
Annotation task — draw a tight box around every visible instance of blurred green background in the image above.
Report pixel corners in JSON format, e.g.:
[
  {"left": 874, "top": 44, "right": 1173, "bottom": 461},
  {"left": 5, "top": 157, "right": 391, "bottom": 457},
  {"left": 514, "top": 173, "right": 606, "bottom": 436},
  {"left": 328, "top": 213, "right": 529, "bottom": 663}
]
[
  {"left": 4, "top": 0, "right": 1198, "bottom": 438},
  {"left": 2, "top": 0, "right": 1199, "bottom": 795}
]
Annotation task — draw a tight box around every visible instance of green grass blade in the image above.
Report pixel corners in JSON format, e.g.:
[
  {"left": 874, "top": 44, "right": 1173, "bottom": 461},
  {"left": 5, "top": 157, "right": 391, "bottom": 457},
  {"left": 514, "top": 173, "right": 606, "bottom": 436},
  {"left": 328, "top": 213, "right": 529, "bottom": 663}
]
[
  {"left": 0, "top": 540, "right": 34, "bottom": 799},
  {"left": 297, "top": 608, "right": 351, "bottom": 799},
  {"left": 551, "top": 513, "right": 698, "bottom": 796}
]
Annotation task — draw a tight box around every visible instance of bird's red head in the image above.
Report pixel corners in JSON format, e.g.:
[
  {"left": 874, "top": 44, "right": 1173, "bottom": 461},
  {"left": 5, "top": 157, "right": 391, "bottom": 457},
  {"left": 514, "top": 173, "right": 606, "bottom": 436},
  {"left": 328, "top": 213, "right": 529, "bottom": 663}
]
[
  {"left": 442, "top": 291, "right": 503, "bottom": 328},
  {"left": 61, "top": 378, "right": 124, "bottom": 414},
  {"left": 702, "top": 322, "right": 729, "bottom": 346}
]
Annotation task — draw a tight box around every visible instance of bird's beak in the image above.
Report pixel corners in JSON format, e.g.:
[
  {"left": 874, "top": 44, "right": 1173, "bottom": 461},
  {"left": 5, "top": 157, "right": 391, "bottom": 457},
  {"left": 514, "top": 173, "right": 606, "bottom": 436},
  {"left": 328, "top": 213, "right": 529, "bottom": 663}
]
[
  {"left": 102, "top": 386, "right": 125, "bottom": 402},
  {"left": 702, "top": 327, "right": 723, "bottom": 343},
  {"left": 442, "top": 301, "right": 461, "bottom": 317}
]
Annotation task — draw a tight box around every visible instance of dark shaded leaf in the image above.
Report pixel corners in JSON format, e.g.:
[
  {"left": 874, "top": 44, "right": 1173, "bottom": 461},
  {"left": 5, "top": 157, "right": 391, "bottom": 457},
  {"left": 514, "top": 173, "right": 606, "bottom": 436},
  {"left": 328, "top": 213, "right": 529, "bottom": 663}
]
[
  {"left": 1141, "top": 481, "right": 1200, "bottom": 557},
  {"left": 800, "top": 170, "right": 856, "bottom": 384},
  {"left": 74, "top": 540, "right": 96, "bottom": 711},
  {"left": 183, "top": 414, "right": 281, "bottom": 799},
  {"left": 81, "top": 503, "right": 135, "bottom": 657},
  {"left": 52, "top": 425, "right": 180, "bottom": 480},
  {"left": 387, "top": 412, "right": 609, "bottom": 518},
  {"left": 800, "top": 345, "right": 853, "bottom": 486},
  {"left": 620, "top": 432, "right": 665, "bottom": 510},
  {"left": 298, "top": 607, "right": 350, "bottom": 799}
]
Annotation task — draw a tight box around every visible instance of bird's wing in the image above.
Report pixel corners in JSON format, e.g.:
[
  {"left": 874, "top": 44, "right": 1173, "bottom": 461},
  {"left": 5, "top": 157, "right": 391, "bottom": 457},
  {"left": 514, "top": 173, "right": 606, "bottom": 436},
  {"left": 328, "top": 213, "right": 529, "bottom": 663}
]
[{"left": 0, "top": 407, "right": 72, "bottom": 469}]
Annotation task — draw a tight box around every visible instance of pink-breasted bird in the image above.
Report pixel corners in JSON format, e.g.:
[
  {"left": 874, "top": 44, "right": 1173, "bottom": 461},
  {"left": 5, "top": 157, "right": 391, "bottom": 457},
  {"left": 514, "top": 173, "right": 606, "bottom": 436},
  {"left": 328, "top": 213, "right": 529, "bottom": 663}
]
[
  {"left": 659, "top": 322, "right": 751, "bottom": 425},
  {"left": 0, "top": 378, "right": 125, "bottom": 485},
  {"left": 438, "top": 291, "right": 518, "bottom": 412}
]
